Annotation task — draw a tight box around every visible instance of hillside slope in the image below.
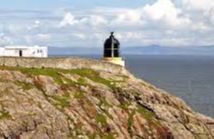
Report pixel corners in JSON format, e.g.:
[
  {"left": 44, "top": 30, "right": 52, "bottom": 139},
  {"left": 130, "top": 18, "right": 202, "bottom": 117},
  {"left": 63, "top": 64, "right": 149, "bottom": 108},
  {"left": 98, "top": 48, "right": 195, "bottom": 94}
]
[{"left": 0, "top": 57, "right": 213, "bottom": 139}]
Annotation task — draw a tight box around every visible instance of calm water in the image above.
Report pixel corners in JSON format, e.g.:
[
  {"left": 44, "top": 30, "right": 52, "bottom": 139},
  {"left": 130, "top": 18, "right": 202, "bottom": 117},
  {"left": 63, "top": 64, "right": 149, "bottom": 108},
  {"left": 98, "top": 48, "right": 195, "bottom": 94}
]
[{"left": 125, "top": 55, "right": 214, "bottom": 118}]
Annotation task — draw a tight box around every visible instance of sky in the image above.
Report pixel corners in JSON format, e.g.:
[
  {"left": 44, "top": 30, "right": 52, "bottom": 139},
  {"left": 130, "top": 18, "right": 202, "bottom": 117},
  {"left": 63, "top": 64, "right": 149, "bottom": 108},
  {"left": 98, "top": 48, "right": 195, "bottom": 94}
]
[{"left": 0, "top": 0, "right": 214, "bottom": 48}]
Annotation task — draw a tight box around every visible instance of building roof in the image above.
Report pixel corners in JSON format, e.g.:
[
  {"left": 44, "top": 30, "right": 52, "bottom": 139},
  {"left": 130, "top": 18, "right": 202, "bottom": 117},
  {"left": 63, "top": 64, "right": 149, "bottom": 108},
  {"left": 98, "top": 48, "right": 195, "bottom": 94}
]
[
  {"left": 104, "top": 32, "right": 120, "bottom": 49},
  {"left": 4, "top": 45, "right": 47, "bottom": 50}
]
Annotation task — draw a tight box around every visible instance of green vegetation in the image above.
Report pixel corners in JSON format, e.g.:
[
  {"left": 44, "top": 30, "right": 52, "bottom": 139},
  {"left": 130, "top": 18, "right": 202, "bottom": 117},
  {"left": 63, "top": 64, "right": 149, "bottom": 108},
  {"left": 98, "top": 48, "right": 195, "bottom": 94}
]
[
  {"left": 102, "top": 134, "right": 115, "bottom": 139},
  {"left": 0, "top": 78, "right": 6, "bottom": 82},
  {"left": 69, "top": 68, "right": 98, "bottom": 77},
  {"left": 69, "top": 68, "right": 115, "bottom": 87},
  {"left": 88, "top": 133, "right": 115, "bottom": 139},
  {"left": 15, "top": 81, "right": 34, "bottom": 90},
  {"left": 73, "top": 91, "right": 85, "bottom": 99},
  {"left": 127, "top": 111, "right": 135, "bottom": 133},
  {"left": 52, "top": 94, "right": 70, "bottom": 109},
  {"left": 0, "top": 66, "right": 117, "bottom": 88},
  {"left": 27, "top": 112, "right": 37, "bottom": 116},
  {"left": 0, "top": 66, "right": 65, "bottom": 85},
  {"left": 88, "top": 133, "right": 97, "bottom": 139},
  {"left": 95, "top": 113, "right": 107, "bottom": 126},
  {"left": 137, "top": 106, "right": 155, "bottom": 120},
  {"left": 119, "top": 102, "right": 131, "bottom": 110},
  {"left": 98, "top": 99, "right": 113, "bottom": 120},
  {"left": 0, "top": 110, "right": 11, "bottom": 119},
  {"left": 99, "top": 98, "right": 112, "bottom": 108},
  {"left": 76, "top": 77, "right": 87, "bottom": 85}
]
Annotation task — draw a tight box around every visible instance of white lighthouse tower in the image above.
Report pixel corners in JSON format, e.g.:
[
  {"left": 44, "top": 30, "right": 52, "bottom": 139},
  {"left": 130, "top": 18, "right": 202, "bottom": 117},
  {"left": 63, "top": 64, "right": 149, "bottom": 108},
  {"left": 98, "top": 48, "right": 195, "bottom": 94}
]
[{"left": 103, "top": 32, "right": 125, "bottom": 67}]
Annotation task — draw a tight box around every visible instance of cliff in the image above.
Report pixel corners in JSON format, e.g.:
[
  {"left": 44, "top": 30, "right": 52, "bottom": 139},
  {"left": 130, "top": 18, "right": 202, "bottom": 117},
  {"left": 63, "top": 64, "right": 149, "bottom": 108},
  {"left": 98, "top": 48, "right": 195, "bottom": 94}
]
[{"left": 0, "top": 57, "right": 213, "bottom": 139}]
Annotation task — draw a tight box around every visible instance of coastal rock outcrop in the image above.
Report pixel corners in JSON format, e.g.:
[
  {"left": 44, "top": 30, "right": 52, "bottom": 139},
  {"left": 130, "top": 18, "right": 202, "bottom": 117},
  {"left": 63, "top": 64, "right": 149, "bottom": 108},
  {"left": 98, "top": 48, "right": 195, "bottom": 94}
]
[{"left": 0, "top": 57, "right": 213, "bottom": 139}]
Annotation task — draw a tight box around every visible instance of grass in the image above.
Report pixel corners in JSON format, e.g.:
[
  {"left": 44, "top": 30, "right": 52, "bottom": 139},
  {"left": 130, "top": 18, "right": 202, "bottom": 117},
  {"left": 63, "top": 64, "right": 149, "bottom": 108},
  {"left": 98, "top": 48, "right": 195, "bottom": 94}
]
[
  {"left": 88, "top": 133, "right": 97, "bottom": 139},
  {"left": 51, "top": 94, "right": 71, "bottom": 109},
  {"left": 15, "top": 81, "right": 34, "bottom": 90},
  {"left": 69, "top": 68, "right": 98, "bottom": 77},
  {"left": 137, "top": 106, "right": 155, "bottom": 120},
  {"left": 76, "top": 77, "right": 87, "bottom": 85},
  {"left": 0, "top": 66, "right": 65, "bottom": 85},
  {"left": 73, "top": 91, "right": 85, "bottom": 99},
  {"left": 102, "top": 134, "right": 115, "bottom": 139},
  {"left": 119, "top": 102, "right": 131, "bottom": 110},
  {"left": 0, "top": 66, "right": 116, "bottom": 88},
  {"left": 128, "top": 111, "right": 135, "bottom": 134},
  {"left": 95, "top": 113, "right": 107, "bottom": 126},
  {"left": 0, "top": 110, "right": 11, "bottom": 119},
  {"left": 69, "top": 68, "right": 115, "bottom": 88},
  {"left": 88, "top": 133, "right": 115, "bottom": 139},
  {"left": 98, "top": 99, "right": 113, "bottom": 120},
  {"left": 99, "top": 98, "right": 112, "bottom": 108}
]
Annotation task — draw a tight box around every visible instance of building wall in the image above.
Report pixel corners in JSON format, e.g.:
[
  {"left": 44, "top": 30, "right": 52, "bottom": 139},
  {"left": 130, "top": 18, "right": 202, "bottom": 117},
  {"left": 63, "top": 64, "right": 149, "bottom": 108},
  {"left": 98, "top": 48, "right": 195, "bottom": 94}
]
[
  {"left": 4, "top": 49, "right": 20, "bottom": 57},
  {"left": 0, "top": 48, "right": 4, "bottom": 56},
  {"left": 0, "top": 46, "right": 48, "bottom": 58}
]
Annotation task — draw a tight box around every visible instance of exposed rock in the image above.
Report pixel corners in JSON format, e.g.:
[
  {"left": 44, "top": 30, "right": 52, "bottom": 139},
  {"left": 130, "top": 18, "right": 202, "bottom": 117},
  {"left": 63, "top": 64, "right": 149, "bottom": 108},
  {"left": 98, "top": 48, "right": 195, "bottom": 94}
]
[{"left": 0, "top": 57, "right": 212, "bottom": 139}]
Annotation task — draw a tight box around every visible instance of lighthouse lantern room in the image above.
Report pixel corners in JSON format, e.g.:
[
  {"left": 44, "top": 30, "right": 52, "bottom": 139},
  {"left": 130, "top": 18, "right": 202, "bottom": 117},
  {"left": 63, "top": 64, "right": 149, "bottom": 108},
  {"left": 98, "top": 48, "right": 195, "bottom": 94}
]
[{"left": 103, "top": 32, "right": 125, "bottom": 67}]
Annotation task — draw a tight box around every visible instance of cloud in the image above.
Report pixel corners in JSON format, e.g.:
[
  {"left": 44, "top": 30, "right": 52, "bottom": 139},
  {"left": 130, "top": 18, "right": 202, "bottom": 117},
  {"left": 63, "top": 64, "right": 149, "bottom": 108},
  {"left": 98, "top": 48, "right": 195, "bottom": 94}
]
[
  {"left": 111, "top": 9, "right": 143, "bottom": 26},
  {"left": 72, "top": 33, "right": 86, "bottom": 39},
  {"left": 36, "top": 33, "right": 51, "bottom": 40},
  {"left": 143, "top": 0, "right": 191, "bottom": 27},
  {"left": 60, "top": 13, "right": 78, "bottom": 26},
  {"left": 59, "top": 12, "right": 107, "bottom": 27},
  {"left": 180, "top": 0, "right": 214, "bottom": 31},
  {"left": 0, "top": 35, "right": 13, "bottom": 45},
  {"left": 0, "top": 0, "right": 214, "bottom": 47},
  {"left": 182, "top": 0, "right": 214, "bottom": 11}
]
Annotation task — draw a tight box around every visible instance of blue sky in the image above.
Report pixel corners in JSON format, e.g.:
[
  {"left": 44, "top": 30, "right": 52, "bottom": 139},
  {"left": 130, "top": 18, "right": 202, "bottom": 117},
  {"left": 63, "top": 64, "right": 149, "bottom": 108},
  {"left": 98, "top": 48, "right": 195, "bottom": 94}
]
[
  {"left": 0, "top": 0, "right": 214, "bottom": 48},
  {"left": 0, "top": 0, "right": 156, "bottom": 10}
]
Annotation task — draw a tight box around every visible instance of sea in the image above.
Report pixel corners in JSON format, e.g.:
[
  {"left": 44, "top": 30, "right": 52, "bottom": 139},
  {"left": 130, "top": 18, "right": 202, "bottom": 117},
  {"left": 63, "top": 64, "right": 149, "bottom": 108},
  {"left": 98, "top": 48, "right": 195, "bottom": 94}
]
[
  {"left": 53, "top": 55, "right": 214, "bottom": 118},
  {"left": 124, "top": 55, "right": 214, "bottom": 118}
]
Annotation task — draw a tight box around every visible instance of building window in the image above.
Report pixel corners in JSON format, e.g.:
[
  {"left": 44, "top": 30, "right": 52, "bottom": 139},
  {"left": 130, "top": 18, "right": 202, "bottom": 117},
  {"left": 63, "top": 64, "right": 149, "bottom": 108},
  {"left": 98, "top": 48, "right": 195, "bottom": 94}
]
[{"left": 37, "top": 50, "right": 43, "bottom": 53}]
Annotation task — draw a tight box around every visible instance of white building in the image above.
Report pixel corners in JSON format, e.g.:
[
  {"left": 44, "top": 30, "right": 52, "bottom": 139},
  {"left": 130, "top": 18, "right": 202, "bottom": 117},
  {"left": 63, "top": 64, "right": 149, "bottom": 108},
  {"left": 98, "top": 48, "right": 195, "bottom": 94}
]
[{"left": 0, "top": 46, "right": 48, "bottom": 58}]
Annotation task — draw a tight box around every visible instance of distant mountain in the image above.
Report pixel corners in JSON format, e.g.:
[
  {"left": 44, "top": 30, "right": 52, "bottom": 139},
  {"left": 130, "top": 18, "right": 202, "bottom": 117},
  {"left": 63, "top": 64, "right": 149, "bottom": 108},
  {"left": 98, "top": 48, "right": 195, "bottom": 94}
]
[
  {"left": 48, "top": 45, "right": 214, "bottom": 56},
  {"left": 123, "top": 45, "right": 214, "bottom": 55}
]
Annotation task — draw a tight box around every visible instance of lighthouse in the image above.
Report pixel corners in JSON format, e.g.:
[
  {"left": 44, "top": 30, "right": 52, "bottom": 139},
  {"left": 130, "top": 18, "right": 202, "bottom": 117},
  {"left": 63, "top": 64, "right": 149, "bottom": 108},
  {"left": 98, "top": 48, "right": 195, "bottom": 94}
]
[{"left": 103, "top": 32, "right": 125, "bottom": 67}]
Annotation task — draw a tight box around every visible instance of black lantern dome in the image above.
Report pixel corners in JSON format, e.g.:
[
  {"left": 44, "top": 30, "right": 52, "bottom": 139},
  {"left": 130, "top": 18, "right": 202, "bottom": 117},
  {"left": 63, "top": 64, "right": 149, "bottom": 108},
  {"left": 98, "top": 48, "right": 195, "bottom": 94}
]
[{"left": 104, "top": 32, "right": 120, "bottom": 57}]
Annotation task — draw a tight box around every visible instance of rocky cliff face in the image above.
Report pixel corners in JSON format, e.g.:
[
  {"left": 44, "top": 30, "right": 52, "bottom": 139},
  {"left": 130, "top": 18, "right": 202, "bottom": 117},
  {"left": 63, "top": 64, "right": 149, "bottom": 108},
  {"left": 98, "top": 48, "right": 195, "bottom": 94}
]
[{"left": 0, "top": 57, "right": 213, "bottom": 139}]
